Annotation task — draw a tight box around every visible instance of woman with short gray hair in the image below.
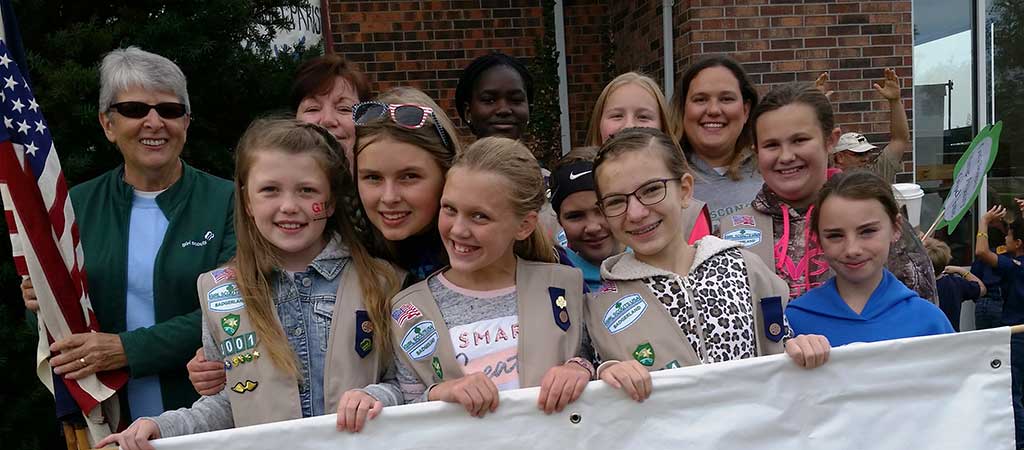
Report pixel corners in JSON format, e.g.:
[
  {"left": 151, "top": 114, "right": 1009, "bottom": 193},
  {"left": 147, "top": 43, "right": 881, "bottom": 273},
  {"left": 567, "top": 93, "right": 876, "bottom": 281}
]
[{"left": 22, "top": 46, "right": 236, "bottom": 421}]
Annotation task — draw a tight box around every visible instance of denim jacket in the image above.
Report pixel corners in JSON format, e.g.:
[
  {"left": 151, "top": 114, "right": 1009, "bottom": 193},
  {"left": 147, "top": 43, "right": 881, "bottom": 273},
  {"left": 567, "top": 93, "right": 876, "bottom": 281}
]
[{"left": 274, "top": 237, "right": 348, "bottom": 418}]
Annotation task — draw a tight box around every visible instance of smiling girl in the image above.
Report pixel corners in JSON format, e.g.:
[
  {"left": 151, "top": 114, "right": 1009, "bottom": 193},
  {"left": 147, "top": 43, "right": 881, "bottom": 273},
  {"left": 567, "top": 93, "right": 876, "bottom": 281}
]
[
  {"left": 585, "top": 72, "right": 675, "bottom": 146},
  {"left": 354, "top": 88, "right": 461, "bottom": 281},
  {"left": 588, "top": 127, "right": 829, "bottom": 403},
  {"left": 389, "top": 137, "right": 593, "bottom": 417},
  {"left": 786, "top": 171, "right": 952, "bottom": 345},
  {"left": 97, "top": 120, "right": 402, "bottom": 449},
  {"left": 582, "top": 73, "right": 712, "bottom": 245},
  {"left": 720, "top": 82, "right": 936, "bottom": 303}
]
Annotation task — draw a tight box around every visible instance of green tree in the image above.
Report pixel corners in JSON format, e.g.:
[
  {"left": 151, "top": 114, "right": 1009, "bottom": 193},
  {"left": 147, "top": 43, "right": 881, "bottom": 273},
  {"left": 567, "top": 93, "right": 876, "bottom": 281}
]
[{"left": 0, "top": 1, "right": 317, "bottom": 448}]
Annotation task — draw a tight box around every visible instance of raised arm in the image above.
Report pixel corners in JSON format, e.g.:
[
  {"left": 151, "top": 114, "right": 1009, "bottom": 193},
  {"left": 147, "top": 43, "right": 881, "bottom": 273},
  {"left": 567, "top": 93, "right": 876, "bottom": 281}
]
[
  {"left": 874, "top": 68, "right": 910, "bottom": 160},
  {"left": 975, "top": 205, "right": 1006, "bottom": 268}
]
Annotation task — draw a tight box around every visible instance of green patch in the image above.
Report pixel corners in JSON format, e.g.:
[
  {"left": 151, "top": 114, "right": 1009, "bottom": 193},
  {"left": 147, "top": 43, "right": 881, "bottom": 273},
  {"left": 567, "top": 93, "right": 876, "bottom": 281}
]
[
  {"left": 633, "top": 342, "right": 655, "bottom": 367},
  {"left": 221, "top": 314, "right": 240, "bottom": 336},
  {"left": 359, "top": 338, "right": 372, "bottom": 353},
  {"left": 664, "top": 360, "right": 681, "bottom": 369},
  {"left": 432, "top": 356, "right": 443, "bottom": 380}
]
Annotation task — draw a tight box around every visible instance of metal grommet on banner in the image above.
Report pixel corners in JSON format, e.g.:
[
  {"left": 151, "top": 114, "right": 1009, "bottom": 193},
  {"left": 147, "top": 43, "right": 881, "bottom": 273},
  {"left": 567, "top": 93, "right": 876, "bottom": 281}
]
[
  {"left": 569, "top": 412, "right": 582, "bottom": 424},
  {"left": 992, "top": 359, "right": 1002, "bottom": 369}
]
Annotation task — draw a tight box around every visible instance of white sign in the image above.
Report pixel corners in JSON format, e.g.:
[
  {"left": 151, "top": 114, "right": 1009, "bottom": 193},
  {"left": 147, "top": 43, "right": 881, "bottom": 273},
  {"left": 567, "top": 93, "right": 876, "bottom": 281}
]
[
  {"left": 152, "top": 328, "right": 1014, "bottom": 450},
  {"left": 940, "top": 122, "right": 1002, "bottom": 232},
  {"left": 268, "top": 0, "right": 323, "bottom": 55}
]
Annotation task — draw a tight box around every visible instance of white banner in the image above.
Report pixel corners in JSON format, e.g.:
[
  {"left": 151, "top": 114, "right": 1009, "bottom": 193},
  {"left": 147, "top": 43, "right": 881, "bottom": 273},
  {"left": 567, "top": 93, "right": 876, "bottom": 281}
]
[{"left": 152, "top": 328, "right": 1016, "bottom": 450}]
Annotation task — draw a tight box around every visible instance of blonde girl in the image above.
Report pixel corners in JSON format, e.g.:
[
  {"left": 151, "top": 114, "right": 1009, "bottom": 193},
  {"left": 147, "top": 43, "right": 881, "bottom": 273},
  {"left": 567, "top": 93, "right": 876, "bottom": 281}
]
[
  {"left": 585, "top": 71, "right": 676, "bottom": 146},
  {"left": 588, "top": 127, "right": 829, "bottom": 402},
  {"left": 354, "top": 87, "right": 461, "bottom": 281},
  {"left": 389, "top": 137, "right": 594, "bottom": 417},
  {"left": 183, "top": 88, "right": 459, "bottom": 398},
  {"left": 99, "top": 120, "right": 402, "bottom": 449},
  {"left": 586, "top": 74, "right": 712, "bottom": 243}
]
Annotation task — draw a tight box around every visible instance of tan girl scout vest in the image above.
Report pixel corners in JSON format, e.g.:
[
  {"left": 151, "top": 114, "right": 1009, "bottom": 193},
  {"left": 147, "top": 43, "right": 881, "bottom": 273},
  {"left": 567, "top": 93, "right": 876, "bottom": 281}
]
[
  {"left": 586, "top": 251, "right": 788, "bottom": 369},
  {"left": 197, "top": 264, "right": 383, "bottom": 427},
  {"left": 389, "top": 258, "right": 585, "bottom": 388},
  {"left": 718, "top": 207, "right": 775, "bottom": 266}
]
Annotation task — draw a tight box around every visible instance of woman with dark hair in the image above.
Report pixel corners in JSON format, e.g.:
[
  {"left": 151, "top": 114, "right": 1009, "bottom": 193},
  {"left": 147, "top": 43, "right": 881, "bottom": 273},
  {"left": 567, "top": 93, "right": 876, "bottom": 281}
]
[
  {"left": 454, "top": 52, "right": 533, "bottom": 140},
  {"left": 670, "top": 55, "right": 762, "bottom": 229}
]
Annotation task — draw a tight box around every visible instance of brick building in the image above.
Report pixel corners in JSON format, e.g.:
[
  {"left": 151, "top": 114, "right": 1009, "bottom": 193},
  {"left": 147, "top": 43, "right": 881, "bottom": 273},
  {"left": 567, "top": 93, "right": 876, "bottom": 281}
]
[{"left": 327, "top": 0, "right": 914, "bottom": 181}]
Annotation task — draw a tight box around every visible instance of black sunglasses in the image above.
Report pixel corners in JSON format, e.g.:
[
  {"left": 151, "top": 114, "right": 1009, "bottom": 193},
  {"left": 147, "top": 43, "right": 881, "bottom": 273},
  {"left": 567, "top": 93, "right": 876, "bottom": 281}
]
[
  {"left": 109, "top": 101, "right": 188, "bottom": 119},
  {"left": 353, "top": 101, "right": 453, "bottom": 151}
]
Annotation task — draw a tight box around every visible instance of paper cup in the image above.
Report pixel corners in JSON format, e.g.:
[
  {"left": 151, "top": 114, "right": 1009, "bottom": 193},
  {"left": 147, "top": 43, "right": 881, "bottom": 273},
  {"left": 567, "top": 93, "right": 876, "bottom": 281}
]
[{"left": 892, "top": 183, "right": 925, "bottom": 227}]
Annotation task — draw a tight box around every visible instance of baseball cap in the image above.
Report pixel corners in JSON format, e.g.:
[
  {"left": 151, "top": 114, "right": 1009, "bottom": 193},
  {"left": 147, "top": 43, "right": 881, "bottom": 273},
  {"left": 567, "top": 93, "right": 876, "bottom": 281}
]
[{"left": 833, "top": 132, "right": 878, "bottom": 154}]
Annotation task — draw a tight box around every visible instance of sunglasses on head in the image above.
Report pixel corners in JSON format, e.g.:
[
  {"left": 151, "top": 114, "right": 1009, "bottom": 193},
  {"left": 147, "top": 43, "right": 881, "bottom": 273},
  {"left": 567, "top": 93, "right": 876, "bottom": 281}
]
[
  {"left": 352, "top": 101, "right": 453, "bottom": 151},
  {"left": 108, "top": 101, "right": 188, "bottom": 119}
]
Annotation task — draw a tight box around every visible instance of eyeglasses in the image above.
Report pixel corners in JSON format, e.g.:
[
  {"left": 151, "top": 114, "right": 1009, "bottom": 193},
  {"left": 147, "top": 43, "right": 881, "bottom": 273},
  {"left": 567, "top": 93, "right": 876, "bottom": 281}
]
[
  {"left": 352, "top": 101, "right": 453, "bottom": 151},
  {"left": 108, "top": 101, "right": 188, "bottom": 119},
  {"left": 598, "top": 178, "right": 680, "bottom": 217}
]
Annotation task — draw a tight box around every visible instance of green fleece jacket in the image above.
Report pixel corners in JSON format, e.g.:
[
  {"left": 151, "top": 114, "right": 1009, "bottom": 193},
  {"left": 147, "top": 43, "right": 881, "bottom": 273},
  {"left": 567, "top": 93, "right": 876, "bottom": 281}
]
[{"left": 70, "top": 161, "right": 235, "bottom": 414}]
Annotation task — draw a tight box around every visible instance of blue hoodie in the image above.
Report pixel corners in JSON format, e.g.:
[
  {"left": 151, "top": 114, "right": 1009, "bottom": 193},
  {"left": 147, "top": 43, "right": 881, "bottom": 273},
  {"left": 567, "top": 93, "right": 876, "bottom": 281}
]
[{"left": 786, "top": 270, "right": 953, "bottom": 347}]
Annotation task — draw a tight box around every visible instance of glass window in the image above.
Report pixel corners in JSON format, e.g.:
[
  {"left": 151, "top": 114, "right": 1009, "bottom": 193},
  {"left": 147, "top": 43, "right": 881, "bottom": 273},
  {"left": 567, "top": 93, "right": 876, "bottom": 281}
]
[{"left": 912, "top": 0, "right": 975, "bottom": 262}]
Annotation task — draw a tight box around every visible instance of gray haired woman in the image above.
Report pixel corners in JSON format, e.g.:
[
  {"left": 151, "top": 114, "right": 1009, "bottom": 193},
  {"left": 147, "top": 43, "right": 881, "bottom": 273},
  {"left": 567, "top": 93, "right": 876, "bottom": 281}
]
[{"left": 22, "top": 46, "right": 236, "bottom": 421}]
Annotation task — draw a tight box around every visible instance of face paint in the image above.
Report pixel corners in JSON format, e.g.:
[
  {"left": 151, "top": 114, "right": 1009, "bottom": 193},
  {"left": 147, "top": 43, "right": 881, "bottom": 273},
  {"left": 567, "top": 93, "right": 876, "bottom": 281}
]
[{"left": 310, "top": 201, "right": 332, "bottom": 221}]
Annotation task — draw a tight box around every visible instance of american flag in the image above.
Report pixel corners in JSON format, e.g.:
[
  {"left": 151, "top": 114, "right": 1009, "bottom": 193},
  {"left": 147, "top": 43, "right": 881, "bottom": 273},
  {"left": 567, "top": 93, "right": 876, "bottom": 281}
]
[
  {"left": 0, "top": 0, "right": 127, "bottom": 428},
  {"left": 391, "top": 303, "right": 423, "bottom": 328}
]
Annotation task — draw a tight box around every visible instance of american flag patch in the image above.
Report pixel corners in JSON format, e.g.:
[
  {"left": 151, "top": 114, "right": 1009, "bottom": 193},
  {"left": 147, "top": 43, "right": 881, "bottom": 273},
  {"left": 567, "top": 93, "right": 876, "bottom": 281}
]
[
  {"left": 599, "top": 281, "right": 618, "bottom": 293},
  {"left": 391, "top": 303, "right": 423, "bottom": 327},
  {"left": 211, "top": 267, "right": 236, "bottom": 283},
  {"left": 731, "top": 215, "right": 756, "bottom": 227}
]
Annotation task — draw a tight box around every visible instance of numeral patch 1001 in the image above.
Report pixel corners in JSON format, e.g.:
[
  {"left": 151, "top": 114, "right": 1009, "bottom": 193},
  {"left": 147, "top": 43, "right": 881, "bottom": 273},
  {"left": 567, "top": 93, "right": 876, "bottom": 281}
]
[{"left": 222, "top": 332, "right": 256, "bottom": 356}]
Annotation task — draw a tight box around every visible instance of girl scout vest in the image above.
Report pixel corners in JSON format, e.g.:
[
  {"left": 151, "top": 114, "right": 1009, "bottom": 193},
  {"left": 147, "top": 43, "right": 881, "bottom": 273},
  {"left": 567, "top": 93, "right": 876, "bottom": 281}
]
[
  {"left": 586, "top": 252, "right": 788, "bottom": 369},
  {"left": 197, "top": 265, "right": 381, "bottom": 427},
  {"left": 389, "top": 258, "right": 584, "bottom": 387},
  {"left": 718, "top": 207, "right": 774, "bottom": 267}
]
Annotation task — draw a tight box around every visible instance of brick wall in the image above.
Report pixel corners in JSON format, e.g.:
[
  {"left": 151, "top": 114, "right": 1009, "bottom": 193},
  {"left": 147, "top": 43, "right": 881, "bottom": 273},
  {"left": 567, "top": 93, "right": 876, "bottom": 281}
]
[
  {"left": 608, "top": 0, "right": 665, "bottom": 81},
  {"left": 564, "top": 0, "right": 609, "bottom": 147},
  {"left": 327, "top": 0, "right": 545, "bottom": 141},
  {"left": 327, "top": 0, "right": 914, "bottom": 179},
  {"left": 676, "top": 0, "right": 914, "bottom": 181}
]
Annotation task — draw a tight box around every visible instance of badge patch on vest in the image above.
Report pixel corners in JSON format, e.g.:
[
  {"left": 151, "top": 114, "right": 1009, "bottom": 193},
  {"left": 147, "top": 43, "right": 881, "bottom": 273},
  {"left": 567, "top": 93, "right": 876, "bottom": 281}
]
[
  {"left": 392, "top": 303, "right": 423, "bottom": 328},
  {"left": 731, "top": 214, "right": 756, "bottom": 227},
  {"left": 549, "top": 287, "right": 570, "bottom": 332},
  {"left": 221, "top": 332, "right": 256, "bottom": 356},
  {"left": 229, "top": 351, "right": 260, "bottom": 369},
  {"left": 760, "top": 296, "right": 785, "bottom": 342},
  {"left": 432, "top": 356, "right": 443, "bottom": 381},
  {"left": 633, "top": 342, "right": 655, "bottom": 366},
  {"left": 599, "top": 280, "right": 618, "bottom": 293},
  {"left": 231, "top": 379, "right": 258, "bottom": 394},
  {"left": 664, "top": 360, "right": 681, "bottom": 369},
  {"left": 401, "top": 320, "right": 439, "bottom": 361},
  {"left": 221, "top": 314, "right": 240, "bottom": 336},
  {"left": 355, "top": 310, "right": 373, "bottom": 358},
  {"left": 603, "top": 294, "right": 647, "bottom": 334},
  {"left": 210, "top": 267, "right": 236, "bottom": 284},
  {"left": 207, "top": 283, "right": 244, "bottom": 312},
  {"left": 723, "top": 228, "right": 762, "bottom": 248}
]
